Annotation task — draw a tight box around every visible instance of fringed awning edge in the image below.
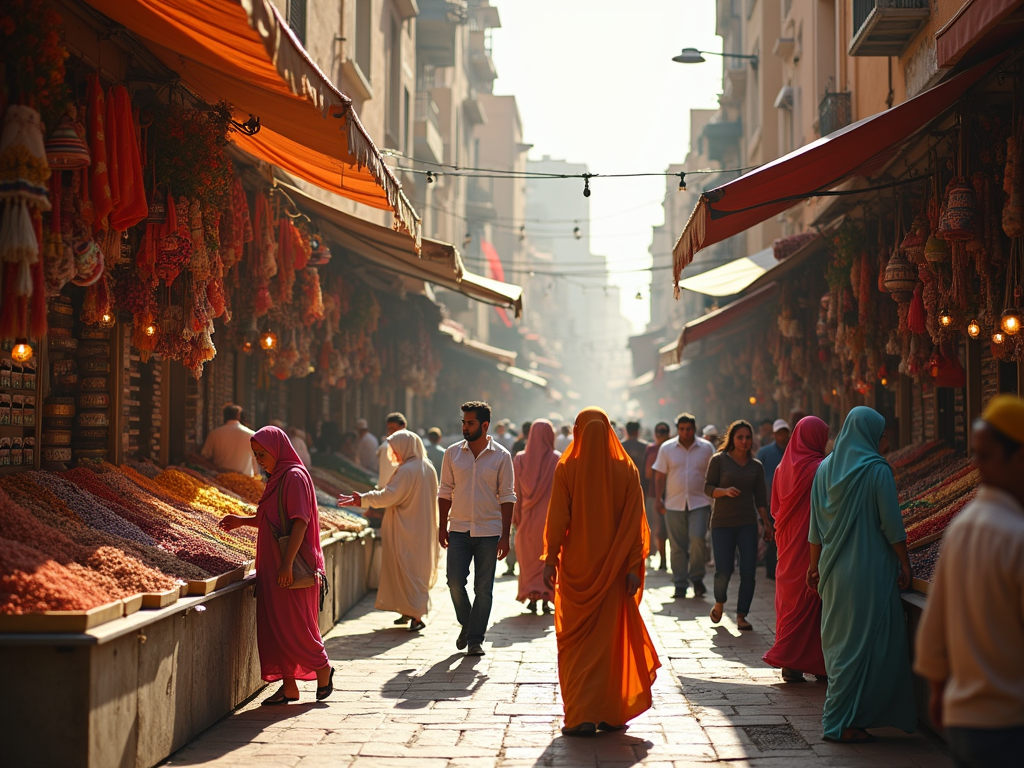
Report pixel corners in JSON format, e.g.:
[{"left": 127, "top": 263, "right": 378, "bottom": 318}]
[{"left": 672, "top": 196, "right": 707, "bottom": 298}]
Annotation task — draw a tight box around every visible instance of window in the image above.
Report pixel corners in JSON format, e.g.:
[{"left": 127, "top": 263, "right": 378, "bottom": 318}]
[
  {"left": 355, "top": 0, "right": 372, "bottom": 81},
  {"left": 286, "top": 0, "right": 307, "bottom": 45}
]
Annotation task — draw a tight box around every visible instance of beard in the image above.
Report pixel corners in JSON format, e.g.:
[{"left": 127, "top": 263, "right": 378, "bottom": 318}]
[{"left": 462, "top": 426, "right": 484, "bottom": 442}]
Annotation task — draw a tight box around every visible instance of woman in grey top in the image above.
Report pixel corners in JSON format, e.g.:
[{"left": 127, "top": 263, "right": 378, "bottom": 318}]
[{"left": 704, "top": 420, "right": 774, "bottom": 630}]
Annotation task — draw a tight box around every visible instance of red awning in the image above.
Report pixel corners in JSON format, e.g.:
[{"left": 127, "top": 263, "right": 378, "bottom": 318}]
[
  {"left": 936, "top": 0, "right": 1024, "bottom": 69},
  {"left": 672, "top": 56, "right": 1001, "bottom": 289},
  {"left": 662, "top": 283, "right": 779, "bottom": 365}
]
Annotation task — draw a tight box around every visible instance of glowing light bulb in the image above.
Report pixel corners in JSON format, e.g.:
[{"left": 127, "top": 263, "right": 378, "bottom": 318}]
[
  {"left": 938, "top": 308, "right": 953, "bottom": 328},
  {"left": 993, "top": 330, "right": 1006, "bottom": 345},
  {"left": 967, "top": 318, "right": 981, "bottom": 338},
  {"left": 260, "top": 331, "right": 278, "bottom": 351},
  {"left": 98, "top": 311, "right": 115, "bottom": 329},
  {"left": 11, "top": 342, "right": 33, "bottom": 363},
  {"left": 1001, "top": 309, "right": 1021, "bottom": 336},
  {"left": 748, "top": 396, "right": 757, "bottom": 405},
  {"left": 881, "top": 377, "right": 888, "bottom": 386},
  {"left": 241, "top": 341, "right": 253, "bottom": 355},
  {"left": 831, "top": 388, "right": 838, "bottom": 396},
  {"left": 144, "top": 324, "right": 157, "bottom": 337}
]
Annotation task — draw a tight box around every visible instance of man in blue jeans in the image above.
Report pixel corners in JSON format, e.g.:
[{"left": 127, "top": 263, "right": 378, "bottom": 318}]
[{"left": 438, "top": 401, "right": 516, "bottom": 656}]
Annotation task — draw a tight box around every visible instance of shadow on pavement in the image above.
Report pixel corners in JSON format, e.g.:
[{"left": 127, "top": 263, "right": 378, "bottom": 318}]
[
  {"left": 487, "top": 608, "right": 554, "bottom": 648},
  {"left": 378, "top": 653, "right": 489, "bottom": 710},
  {"left": 530, "top": 732, "right": 652, "bottom": 767}
]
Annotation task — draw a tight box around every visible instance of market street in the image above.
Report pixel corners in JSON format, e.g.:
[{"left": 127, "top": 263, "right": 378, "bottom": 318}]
[{"left": 164, "top": 567, "right": 951, "bottom": 768}]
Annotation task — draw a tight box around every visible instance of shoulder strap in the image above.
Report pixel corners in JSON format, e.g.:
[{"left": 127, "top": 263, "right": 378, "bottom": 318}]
[{"left": 276, "top": 481, "right": 291, "bottom": 536}]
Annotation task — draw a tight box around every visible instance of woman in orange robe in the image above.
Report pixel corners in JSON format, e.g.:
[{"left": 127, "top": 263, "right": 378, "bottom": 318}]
[{"left": 543, "top": 407, "right": 661, "bottom": 736}]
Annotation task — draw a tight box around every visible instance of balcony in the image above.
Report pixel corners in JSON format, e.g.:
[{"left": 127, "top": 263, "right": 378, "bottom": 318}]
[
  {"left": 417, "top": 0, "right": 467, "bottom": 67},
  {"left": 849, "top": 0, "right": 929, "bottom": 57},
  {"left": 463, "top": 91, "right": 487, "bottom": 126},
  {"left": 413, "top": 93, "right": 444, "bottom": 164},
  {"left": 469, "top": 30, "right": 497, "bottom": 87},
  {"left": 702, "top": 120, "right": 743, "bottom": 164},
  {"left": 819, "top": 90, "right": 852, "bottom": 136}
]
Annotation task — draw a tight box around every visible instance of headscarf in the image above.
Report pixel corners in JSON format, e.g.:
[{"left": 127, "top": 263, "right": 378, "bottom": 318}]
[
  {"left": 772, "top": 415, "right": 829, "bottom": 533},
  {"left": 251, "top": 425, "right": 308, "bottom": 503},
  {"left": 815, "top": 406, "right": 887, "bottom": 502},
  {"left": 515, "top": 419, "right": 560, "bottom": 509},
  {"left": 385, "top": 429, "right": 427, "bottom": 465}
]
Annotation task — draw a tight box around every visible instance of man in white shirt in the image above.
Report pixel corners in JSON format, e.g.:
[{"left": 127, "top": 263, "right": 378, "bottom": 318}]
[
  {"left": 438, "top": 401, "right": 516, "bottom": 657},
  {"left": 200, "top": 404, "right": 260, "bottom": 476},
  {"left": 376, "top": 412, "right": 407, "bottom": 487},
  {"left": 554, "top": 424, "right": 572, "bottom": 453},
  {"left": 653, "top": 413, "right": 715, "bottom": 599},
  {"left": 915, "top": 395, "right": 1024, "bottom": 767},
  {"left": 354, "top": 418, "right": 379, "bottom": 474}
]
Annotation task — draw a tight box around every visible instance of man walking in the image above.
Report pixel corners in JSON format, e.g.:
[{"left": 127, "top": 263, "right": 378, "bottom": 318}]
[
  {"left": 622, "top": 421, "right": 648, "bottom": 473},
  {"left": 425, "top": 427, "right": 447, "bottom": 476},
  {"left": 438, "top": 401, "right": 516, "bottom": 656},
  {"left": 915, "top": 396, "right": 1024, "bottom": 767},
  {"left": 653, "top": 413, "right": 714, "bottom": 599},
  {"left": 201, "top": 404, "right": 260, "bottom": 476},
  {"left": 756, "top": 419, "right": 791, "bottom": 579}
]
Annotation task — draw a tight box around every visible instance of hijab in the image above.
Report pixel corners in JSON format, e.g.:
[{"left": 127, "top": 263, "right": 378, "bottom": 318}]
[
  {"left": 815, "top": 406, "right": 887, "bottom": 502},
  {"left": 251, "top": 425, "right": 314, "bottom": 511},
  {"left": 514, "top": 419, "right": 560, "bottom": 510},
  {"left": 385, "top": 429, "right": 426, "bottom": 466},
  {"left": 772, "top": 415, "right": 829, "bottom": 532}
]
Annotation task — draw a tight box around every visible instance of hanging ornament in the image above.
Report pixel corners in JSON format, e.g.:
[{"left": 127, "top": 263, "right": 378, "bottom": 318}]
[
  {"left": 1001, "top": 308, "right": 1022, "bottom": 336},
  {"left": 11, "top": 341, "right": 33, "bottom": 363},
  {"left": 993, "top": 330, "right": 1006, "bottom": 345},
  {"left": 924, "top": 234, "right": 951, "bottom": 264},
  {"left": 44, "top": 109, "right": 91, "bottom": 170},
  {"left": 967, "top": 318, "right": 981, "bottom": 338}
]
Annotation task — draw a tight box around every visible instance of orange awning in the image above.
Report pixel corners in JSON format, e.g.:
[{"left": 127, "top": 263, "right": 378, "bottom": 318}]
[
  {"left": 661, "top": 284, "right": 779, "bottom": 365},
  {"left": 672, "top": 56, "right": 1001, "bottom": 289},
  {"left": 84, "top": 0, "right": 418, "bottom": 239}
]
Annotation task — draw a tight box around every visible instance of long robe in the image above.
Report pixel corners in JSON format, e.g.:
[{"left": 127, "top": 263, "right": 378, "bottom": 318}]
[
  {"left": 361, "top": 430, "right": 439, "bottom": 621},
  {"left": 513, "top": 420, "right": 560, "bottom": 602},
  {"left": 810, "top": 407, "right": 916, "bottom": 738},
  {"left": 763, "top": 416, "right": 828, "bottom": 677},
  {"left": 251, "top": 426, "right": 328, "bottom": 682},
  {"left": 544, "top": 407, "right": 660, "bottom": 728}
]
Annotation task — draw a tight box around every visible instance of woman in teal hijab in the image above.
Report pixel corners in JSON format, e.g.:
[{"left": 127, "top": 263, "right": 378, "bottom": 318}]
[{"left": 808, "top": 406, "right": 915, "bottom": 742}]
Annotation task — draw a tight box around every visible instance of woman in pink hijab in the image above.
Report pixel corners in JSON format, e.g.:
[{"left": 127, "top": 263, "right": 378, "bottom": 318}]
[
  {"left": 512, "top": 419, "right": 561, "bottom": 613},
  {"left": 762, "top": 416, "right": 829, "bottom": 682},
  {"left": 220, "top": 426, "right": 333, "bottom": 704}
]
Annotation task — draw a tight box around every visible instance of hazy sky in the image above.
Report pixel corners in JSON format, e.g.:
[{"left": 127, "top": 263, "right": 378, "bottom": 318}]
[{"left": 490, "top": 1, "right": 723, "bottom": 332}]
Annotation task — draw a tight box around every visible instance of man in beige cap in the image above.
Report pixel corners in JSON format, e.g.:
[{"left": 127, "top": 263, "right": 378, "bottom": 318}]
[
  {"left": 355, "top": 418, "right": 379, "bottom": 473},
  {"left": 915, "top": 395, "right": 1024, "bottom": 766}
]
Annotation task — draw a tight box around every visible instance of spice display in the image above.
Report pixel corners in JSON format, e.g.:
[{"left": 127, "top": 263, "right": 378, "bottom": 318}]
[
  {"left": 29, "top": 471, "right": 157, "bottom": 546},
  {"left": 216, "top": 472, "right": 266, "bottom": 504},
  {"left": 908, "top": 538, "right": 944, "bottom": 582},
  {"left": 0, "top": 536, "right": 112, "bottom": 614}
]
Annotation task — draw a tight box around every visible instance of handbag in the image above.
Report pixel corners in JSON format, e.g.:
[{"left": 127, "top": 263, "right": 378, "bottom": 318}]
[{"left": 273, "top": 485, "right": 318, "bottom": 589}]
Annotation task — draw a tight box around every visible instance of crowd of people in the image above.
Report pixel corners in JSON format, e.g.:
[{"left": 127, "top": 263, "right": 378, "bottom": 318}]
[{"left": 208, "top": 396, "right": 1024, "bottom": 767}]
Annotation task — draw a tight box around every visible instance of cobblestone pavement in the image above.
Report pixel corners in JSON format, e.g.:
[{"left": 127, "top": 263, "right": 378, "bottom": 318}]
[{"left": 165, "top": 564, "right": 951, "bottom": 767}]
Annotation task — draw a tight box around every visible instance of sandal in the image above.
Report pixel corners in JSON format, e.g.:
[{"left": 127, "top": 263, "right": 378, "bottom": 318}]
[
  {"left": 710, "top": 604, "right": 723, "bottom": 623},
  {"left": 394, "top": 615, "right": 412, "bottom": 625},
  {"left": 561, "top": 722, "right": 597, "bottom": 737},
  {"left": 526, "top": 600, "right": 537, "bottom": 614},
  {"left": 737, "top": 620, "right": 753, "bottom": 631},
  {"left": 262, "top": 686, "right": 299, "bottom": 706},
  {"left": 315, "top": 667, "right": 335, "bottom": 701},
  {"left": 781, "top": 668, "right": 805, "bottom": 683}
]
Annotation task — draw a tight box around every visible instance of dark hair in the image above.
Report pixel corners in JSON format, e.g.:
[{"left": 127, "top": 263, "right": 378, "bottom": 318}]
[
  {"left": 654, "top": 421, "right": 671, "bottom": 434},
  {"left": 626, "top": 421, "right": 641, "bottom": 435},
  {"left": 386, "top": 412, "right": 407, "bottom": 428},
  {"left": 427, "top": 427, "right": 442, "bottom": 441},
  {"left": 720, "top": 419, "right": 754, "bottom": 456},
  {"left": 223, "top": 404, "right": 243, "bottom": 423},
  {"left": 461, "top": 401, "right": 491, "bottom": 425},
  {"left": 521, "top": 421, "right": 532, "bottom": 437},
  {"left": 977, "top": 420, "right": 1023, "bottom": 459},
  {"left": 759, "top": 418, "right": 774, "bottom": 428},
  {"left": 676, "top": 412, "right": 696, "bottom": 428}
]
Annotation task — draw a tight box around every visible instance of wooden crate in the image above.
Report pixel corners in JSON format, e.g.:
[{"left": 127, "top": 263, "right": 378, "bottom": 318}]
[
  {"left": 141, "top": 587, "right": 180, "bottom": 609},
  {"left": 0, "top": 600, "right": 124, "bottom": 633},
  {"left": 122, "top": 594, "right": 145, "bottom": 616},
  {"left": 187, "top": 565, "right": 247, "bottom": 596},
  {"left": 911, "top": 577, "right": 930, "bottom": 595}
]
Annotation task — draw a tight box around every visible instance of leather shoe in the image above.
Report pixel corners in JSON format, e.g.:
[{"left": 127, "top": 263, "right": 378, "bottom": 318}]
[
  {"left": 456, "top": 626, "right": 468, "bottom": 650},
  {"left": 466, "top": 643, "right": 485, "bottom": 656}
]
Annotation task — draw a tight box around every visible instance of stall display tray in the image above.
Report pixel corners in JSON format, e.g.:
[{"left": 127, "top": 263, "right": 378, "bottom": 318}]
[
  {"left": 122, "top": 594, "right": 144, "bottom": 616},
  {"left": 0, "top": 600, "right": 124, "bottom": 633},
  {"left": 140, "top": 586, "right": 180, "bottom": 609},
  {"left": 187, "top": 565, "right": 247, "bottom": 595}
]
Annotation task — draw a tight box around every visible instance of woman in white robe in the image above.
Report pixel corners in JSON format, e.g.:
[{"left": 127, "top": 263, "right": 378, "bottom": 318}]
[{"left": 339, "top": 430, "right": 439, "bottom": 631}]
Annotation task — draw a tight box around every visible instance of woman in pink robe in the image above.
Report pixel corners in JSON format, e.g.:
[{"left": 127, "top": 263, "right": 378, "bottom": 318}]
[
  {"left": 512, "top": 419, "right": 561, "bottom": 613},
  {"left": 762, "top": 416, "right": 829, "bottom": 681},
  {"left": 220, "top": 426, "right": 333, "bottom": 704}
]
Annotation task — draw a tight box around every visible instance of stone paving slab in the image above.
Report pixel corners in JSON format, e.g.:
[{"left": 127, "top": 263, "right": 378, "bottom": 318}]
[{"left": 164, "top": 565, "right": 951, "bottom": 767}]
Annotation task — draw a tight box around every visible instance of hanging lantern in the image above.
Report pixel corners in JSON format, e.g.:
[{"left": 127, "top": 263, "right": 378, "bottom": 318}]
[
  {"left": 901, "top": 215, "right": 928, "bottom": 264},
  {"left": 11, "top": 341, "right": 33, "bottom": 363},
  {"left": 938, "top": 308, "right": 953, "bottom": 328},
  {"left": 967, "top": 318, "right": 981, "bottom": 338},
  {"left": 883, "top": 249, "right": 918, "bottom": 303},
  {"left": 1001, "top": 308, "right": 1022, "bottom": 336},
  {"left": 98, "top": 311, "right": 115, "bottom": 329},
  {"left": 44, "top": 111, "right": 91, "bottom": 169},
  {"left": 993, "top": 330, "right": 1006, "bottom": 345},
  {"left": 748, "top": 396, "right": 757, "bottom": 405},
  {"left": 260, "top": 331, "right": 278, "bottom": 351},
  {"left": 941, "top": 178, "right": 978, "bottom": 242},
  {"left": 924, "top": 235, "right": 951, "bottom": 264},
  {"left": 144, "top": 323, "right": 158, "bottom": 337},
  {"left": 241, "top": 341, "right": 253, "bottom": 355}
]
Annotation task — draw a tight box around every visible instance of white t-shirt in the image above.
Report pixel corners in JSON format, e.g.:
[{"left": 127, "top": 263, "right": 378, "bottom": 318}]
[
  {"left": 356, "top": 431, "right": 379, "bottom": 473},
  {"left": 200, "top": 421, "right": 259, "bottom": 476},
  {"left": 651, "top": 436, "right": 714, "bottom": 511}
]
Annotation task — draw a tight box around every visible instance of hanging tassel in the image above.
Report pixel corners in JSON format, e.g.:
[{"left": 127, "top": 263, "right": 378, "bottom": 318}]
[
  {"left": 908, "top": 283, "right": 927, "bottom": 334},
  {"left": 0, "top": 200, "right": 39, "bottom": 264}
]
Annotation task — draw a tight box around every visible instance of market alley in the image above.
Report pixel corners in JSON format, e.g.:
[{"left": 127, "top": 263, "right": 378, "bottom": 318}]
[{"left": 164, "top": 567, "right": 950, "bottom": 768}]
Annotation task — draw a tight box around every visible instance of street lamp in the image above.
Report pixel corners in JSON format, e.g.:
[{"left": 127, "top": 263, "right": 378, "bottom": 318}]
[{"left": 672, "top": 47, "right": 759, "bottom": 67}]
